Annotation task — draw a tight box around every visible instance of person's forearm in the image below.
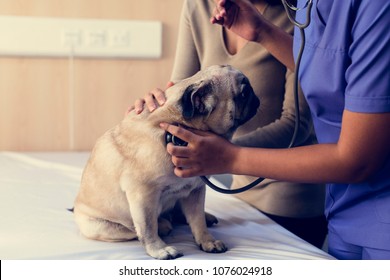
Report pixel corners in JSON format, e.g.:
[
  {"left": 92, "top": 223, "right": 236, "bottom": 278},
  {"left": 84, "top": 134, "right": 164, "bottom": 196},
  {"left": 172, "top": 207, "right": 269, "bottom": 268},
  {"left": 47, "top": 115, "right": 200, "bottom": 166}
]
[
  {"left": 231, "top": 111, "right": 390, "bottom": 184},
  {"left": 257, "top": 19, "right": 295, "bottom": 71},
  {"left": 231, "top": 144, "right": 365, "bottom": 184},
  {"left": 162, "top": 111, "right": 390, "bottom": 182}
]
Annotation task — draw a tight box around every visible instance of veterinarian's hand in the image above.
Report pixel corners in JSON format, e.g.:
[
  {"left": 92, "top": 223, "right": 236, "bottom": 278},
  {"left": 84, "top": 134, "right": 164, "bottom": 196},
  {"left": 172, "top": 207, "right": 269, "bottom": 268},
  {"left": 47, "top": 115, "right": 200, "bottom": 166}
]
[
  {"left": 128, "top": 81, "right": 174, "bottom": 115},
  {"left": 160, "top": 123, "right": 239, "bottom": 178},
  {"left": 211, "top": 0, "right": 265, "bottom": 43},
  {"left": 211, "top": 0, "right": 295, "bottom": 70}
]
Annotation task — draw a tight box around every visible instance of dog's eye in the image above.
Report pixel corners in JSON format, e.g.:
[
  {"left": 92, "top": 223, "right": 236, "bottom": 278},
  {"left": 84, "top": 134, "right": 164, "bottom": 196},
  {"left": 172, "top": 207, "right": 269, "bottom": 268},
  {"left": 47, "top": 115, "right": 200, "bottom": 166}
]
[
  {"left": 239, "top": 77, "right": 251, "bottom": 98},
  {"left": 240, "top": 85, "right": 249, "bottom": 99}
]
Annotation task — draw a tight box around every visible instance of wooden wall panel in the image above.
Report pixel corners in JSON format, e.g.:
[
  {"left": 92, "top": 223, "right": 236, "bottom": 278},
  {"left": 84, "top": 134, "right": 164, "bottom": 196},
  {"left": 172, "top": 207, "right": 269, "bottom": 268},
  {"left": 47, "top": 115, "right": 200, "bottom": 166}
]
[
  {"left": 0, "top": 0, "right": 183, "bottom": 151},
  {"left": 0, "top": 58, "right": 70, "bottom": 150}
]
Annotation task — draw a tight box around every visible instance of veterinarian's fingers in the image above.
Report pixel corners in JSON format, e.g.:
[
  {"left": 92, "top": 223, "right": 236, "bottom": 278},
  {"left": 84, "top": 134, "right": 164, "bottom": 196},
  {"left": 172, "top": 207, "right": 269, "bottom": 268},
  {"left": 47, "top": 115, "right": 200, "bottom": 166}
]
[
  {"left": 210, "top": 15, "right": 224, "bottom": 25},
  {"left": 211, "top": 1, "right": 224, "bottom": 24},
  {"left": 174, "top": 166, "right": 197, "bottom": 178},
  {"left": 216, "top": 0, "right": 229, "bottom": 17},
  {"left": 218, "top": 0, "right": 228, "bottom": 15},
  {"left": 174, "top": 155, "right": 192, "bottom": 167},
  {"left": 172, "top": 158, "right": 201, "bottom": 177},
  {"left": 167, "top": 144, "right": 191, "bottom": 159},
  {"left": 166, "top": 144, "right": 198, "bottom": 177},
  {"left": 186, "top": 128, "right": 216, "bottom": 137}
]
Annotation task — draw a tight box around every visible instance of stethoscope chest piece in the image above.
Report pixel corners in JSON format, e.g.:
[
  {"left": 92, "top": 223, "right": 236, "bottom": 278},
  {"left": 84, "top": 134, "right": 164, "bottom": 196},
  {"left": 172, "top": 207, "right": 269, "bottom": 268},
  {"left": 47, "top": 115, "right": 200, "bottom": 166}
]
[{"left": 165, "top": 132, "right": 188, "bottom": 146}]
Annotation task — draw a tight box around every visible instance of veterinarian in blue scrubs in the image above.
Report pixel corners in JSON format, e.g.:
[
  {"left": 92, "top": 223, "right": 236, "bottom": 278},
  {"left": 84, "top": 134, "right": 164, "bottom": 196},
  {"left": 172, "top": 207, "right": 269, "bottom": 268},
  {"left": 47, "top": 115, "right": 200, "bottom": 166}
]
[
  {"left": 161, "top": 0, "right": 390, "bottom": 259},
  {"left": 293, "top": 0, "right": 390, "bottom": 259}
]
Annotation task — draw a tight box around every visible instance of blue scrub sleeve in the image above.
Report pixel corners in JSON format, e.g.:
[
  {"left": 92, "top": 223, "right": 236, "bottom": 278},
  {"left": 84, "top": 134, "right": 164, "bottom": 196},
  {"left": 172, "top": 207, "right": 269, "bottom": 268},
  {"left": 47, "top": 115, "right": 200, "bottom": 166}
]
[{"left": 345, "top": 1, "right": 390, "bottom": 113}]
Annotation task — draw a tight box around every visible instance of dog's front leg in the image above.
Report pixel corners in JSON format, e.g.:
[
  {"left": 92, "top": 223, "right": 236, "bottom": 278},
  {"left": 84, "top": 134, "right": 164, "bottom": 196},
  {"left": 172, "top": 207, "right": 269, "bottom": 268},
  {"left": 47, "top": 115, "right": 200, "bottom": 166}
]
[
  {"left": 180, "top": 185, "right": 227, "bottom": 253},
  {"left": 125, "top": 189, "right": 183, "bottom": 260}
]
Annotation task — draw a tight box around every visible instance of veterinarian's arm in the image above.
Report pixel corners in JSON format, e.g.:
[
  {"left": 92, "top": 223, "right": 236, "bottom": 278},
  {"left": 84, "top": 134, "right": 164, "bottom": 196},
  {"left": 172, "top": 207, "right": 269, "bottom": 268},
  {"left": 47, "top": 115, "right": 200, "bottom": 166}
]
[
  {"left": 160, "top": 111, "right": 390, "bottom": 184},
  {"left": 211, "top": 0, "right": 295, "bottom": 71}
]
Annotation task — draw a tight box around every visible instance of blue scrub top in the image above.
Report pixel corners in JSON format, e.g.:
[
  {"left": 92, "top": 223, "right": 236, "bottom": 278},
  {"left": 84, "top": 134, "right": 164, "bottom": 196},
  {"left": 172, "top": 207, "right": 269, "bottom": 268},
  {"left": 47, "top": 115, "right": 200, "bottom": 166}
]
[{"left": 294, "top": 0, "right": 390, "bottom": 249}]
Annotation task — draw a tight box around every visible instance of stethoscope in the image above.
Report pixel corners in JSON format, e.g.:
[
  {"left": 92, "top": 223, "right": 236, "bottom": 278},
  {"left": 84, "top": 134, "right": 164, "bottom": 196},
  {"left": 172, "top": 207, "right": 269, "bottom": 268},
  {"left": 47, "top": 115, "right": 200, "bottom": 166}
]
[{"left": 166, "top": 0, "right": 314, "bottom": 194}]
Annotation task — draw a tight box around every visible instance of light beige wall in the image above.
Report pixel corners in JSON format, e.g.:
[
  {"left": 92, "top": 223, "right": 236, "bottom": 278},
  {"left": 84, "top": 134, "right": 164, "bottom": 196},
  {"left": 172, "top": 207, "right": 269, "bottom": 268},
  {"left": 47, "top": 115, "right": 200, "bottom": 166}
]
[{"left": 0, "top": 0, "right": 183, "bottom": 151}]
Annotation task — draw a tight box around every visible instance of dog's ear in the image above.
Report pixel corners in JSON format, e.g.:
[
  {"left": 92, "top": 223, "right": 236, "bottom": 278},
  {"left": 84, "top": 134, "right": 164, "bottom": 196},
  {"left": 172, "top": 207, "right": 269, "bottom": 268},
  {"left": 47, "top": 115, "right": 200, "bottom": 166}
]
[{"left": 181, "top": 81, "right": 213, "bottom": 120}]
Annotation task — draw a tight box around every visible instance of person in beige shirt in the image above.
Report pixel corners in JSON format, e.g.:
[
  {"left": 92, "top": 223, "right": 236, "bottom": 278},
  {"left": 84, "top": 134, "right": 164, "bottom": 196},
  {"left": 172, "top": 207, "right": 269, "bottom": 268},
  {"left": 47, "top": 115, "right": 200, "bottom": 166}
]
[{"left": 134, "top": 0, "right": 327, "bottom": 248}]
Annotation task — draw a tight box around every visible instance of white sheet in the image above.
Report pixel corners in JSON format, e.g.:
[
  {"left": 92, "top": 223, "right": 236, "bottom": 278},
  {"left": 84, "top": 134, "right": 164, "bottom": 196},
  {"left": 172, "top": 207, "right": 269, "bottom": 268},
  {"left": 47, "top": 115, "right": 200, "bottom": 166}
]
[{"left": 0, "top": 152, "right": 333, "bottom": 260}]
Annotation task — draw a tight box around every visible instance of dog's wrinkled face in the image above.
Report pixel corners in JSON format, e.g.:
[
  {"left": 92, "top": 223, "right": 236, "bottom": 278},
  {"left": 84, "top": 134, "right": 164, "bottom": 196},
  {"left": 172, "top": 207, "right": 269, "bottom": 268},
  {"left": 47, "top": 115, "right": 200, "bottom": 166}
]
[{"left": 178, "top": 65, "right": 260, "bottom": 138}]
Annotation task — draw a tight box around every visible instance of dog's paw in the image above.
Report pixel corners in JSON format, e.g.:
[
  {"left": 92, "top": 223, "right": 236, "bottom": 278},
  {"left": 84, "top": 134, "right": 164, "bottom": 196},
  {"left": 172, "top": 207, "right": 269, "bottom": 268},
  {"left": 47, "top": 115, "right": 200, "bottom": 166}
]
[
  {"left": 149, "top": 246, "right": 183, "bottom": 260},
  {"left": 200, "top": 240, "right": 227, "bottom": 254}
]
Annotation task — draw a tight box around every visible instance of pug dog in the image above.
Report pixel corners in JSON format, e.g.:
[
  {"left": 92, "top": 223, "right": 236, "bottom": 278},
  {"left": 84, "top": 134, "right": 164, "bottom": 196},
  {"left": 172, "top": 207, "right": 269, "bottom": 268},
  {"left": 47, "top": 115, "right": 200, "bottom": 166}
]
[{"left": 73, "top": 65, "right": 260, "bottom": 260}]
